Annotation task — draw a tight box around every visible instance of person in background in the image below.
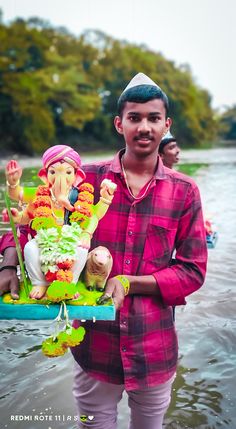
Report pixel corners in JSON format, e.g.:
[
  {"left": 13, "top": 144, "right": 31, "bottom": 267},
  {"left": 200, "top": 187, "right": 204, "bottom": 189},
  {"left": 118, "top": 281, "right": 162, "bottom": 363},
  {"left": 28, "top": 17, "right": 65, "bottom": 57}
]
[
  {"left": 158, "top": 130, "right": 180, "bottom": 169},
  {"left": 0, "top": 72, "right": 207, "bottom": 429}
]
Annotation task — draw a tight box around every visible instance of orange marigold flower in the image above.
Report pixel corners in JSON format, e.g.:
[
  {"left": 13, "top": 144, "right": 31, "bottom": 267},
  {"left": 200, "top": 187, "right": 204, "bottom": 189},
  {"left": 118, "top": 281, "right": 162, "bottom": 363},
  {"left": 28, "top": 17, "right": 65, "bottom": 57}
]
[
  {"left": 78, "top": 191, "right": 94, "bottom": 204},
  {"left": 69, "top": 211, "right": 87, "bottom": 223},
  {"left": 33, "top": 196, "right": 52, "bottom": 208},
  {"left": 78, "top": 183, "right": 94, "bottom": 193},
  {"left": 57, "top": 260, "right": 73, "bottom": 270},
  {"left": 74, "top": 201, "right": 93, "bottom": 217},
  {"left": 56, "top": 269, "right": 73, "bottom": 283},
  {"left": 36, "top": 185, "right": 51, "bottom": 196},
  {"left": 34, "top": 206, "right": 52, "bottom": 218}
]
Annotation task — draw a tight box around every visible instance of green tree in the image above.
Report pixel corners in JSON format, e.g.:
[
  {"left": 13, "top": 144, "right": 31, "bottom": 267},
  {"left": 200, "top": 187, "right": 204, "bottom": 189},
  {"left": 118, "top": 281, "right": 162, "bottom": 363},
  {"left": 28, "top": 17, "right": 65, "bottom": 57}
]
[
  {"left": 0, "top": 19, "right": 101, "bottom": 153},
  {"left": 0, "top": 19, "right": 217, "bottom": 154},
  {"left": 217, "top": 105, "right": 236, "bottom": 140}
]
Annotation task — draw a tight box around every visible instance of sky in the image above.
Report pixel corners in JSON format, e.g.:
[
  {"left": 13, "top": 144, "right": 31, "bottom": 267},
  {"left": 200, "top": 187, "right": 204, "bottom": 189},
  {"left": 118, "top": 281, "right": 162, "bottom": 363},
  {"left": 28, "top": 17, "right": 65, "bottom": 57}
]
[{"left": 0, "top": 0, "right": 235, "bottom": 111}]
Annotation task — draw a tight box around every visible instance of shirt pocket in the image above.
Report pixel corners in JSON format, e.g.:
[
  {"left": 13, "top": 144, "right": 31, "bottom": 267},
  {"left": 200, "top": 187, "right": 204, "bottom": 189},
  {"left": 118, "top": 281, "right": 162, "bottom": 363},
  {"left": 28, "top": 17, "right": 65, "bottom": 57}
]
[{"left": 141, "top": 223, "right": 176, "bottom": 273}]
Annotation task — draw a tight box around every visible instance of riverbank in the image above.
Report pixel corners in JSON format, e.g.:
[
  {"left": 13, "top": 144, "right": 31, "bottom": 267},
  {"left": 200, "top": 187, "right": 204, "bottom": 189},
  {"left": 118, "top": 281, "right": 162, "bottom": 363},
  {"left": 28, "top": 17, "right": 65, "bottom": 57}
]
[
  {"left": 1, "top": 147, "right": 236, "bottom": 171},
  {"left": 0, "top": 152, "right": 115, "bottom": 170}
]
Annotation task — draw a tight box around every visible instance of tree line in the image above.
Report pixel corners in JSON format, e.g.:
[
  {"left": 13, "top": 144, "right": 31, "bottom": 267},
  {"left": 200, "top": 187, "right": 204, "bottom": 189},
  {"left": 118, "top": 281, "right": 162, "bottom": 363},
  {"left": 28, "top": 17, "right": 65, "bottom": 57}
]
[{"left": 0, "top": 14, "right": 234, "bottom": 155}]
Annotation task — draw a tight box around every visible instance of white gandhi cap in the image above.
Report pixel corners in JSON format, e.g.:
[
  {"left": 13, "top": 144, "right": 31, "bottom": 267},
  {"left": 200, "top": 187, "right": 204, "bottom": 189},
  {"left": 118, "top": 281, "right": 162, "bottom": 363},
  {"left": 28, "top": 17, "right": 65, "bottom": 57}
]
[{"left": 122, "top": 72, "right": 161, "bottom": 94}]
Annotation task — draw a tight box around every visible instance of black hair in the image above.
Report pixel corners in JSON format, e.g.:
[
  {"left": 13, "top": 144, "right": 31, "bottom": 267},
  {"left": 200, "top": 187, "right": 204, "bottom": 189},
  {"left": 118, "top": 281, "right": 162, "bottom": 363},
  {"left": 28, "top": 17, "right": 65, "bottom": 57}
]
[
  {"left": 117, "top": 84, "right": 169, "bottom": 117},
  {"left": 158, "top": 137, "right": 176, "bottom": 154}
]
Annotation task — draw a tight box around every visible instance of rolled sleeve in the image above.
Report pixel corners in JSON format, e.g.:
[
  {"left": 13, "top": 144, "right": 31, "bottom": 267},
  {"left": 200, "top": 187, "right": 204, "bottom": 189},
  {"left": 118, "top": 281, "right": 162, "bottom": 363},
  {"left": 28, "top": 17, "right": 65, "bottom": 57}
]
[{"left": 153, "top": 268, "right": 186, "bottom": 306}]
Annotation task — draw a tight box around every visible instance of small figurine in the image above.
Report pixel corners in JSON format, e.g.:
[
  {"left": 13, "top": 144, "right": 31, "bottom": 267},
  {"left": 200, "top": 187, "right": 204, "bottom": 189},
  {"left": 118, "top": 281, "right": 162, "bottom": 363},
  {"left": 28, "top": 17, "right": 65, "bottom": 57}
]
[
  {"left": 84, "top": 246, "right": 113, "bottom": 291},
  {"left": 5, "top": 145, "right": 117, "bottom": 299}
]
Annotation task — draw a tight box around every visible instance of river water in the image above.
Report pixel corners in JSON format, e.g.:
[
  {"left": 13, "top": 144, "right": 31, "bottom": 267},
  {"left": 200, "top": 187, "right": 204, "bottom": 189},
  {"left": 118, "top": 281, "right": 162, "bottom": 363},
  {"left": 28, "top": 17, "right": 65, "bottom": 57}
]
[{"left": 0, "top": 148, "right": 236, "bottom": 429}]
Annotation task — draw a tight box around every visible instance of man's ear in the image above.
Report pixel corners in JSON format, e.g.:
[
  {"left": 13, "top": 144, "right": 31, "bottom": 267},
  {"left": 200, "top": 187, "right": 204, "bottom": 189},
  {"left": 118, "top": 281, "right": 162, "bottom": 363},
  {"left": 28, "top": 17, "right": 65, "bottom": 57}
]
[
  {"left": 165, "top": 117, "right": 172, "bottom": 130},
  {"left": 114, "top": 116, "right": 123, "bottom": 135},
  {"left": 38, "top": 168, "right": 48, "bottom": 184}
]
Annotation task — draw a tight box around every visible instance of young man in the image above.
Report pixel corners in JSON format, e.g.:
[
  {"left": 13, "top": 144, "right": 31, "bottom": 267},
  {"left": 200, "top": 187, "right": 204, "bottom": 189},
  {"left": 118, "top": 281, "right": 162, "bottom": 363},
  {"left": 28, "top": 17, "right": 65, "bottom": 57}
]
[
  {"left": 0, "top": 73, "right": 207, "bottom": 429},
  {"left": 158, "top": 130, "right": 180, "bottom": 169}
]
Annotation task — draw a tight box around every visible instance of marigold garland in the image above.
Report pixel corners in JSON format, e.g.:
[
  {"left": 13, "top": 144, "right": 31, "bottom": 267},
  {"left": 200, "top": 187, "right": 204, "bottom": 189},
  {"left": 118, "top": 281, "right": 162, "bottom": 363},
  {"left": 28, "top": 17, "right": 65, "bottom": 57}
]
[
  {"left": 28, "top": 183, "right": 95, "bottom": 359},
  {"left": 42, "top": 337, "right": 67, "bottom": 357},
  {"left": 36, "top": 185, "right": 51, "bottom": 196},
  {"left": 78, "top": 191, "right": 94, "bottom": 204},
  {"left": 79, "top": 183, "right": 94, "bottom": 193},
  {"left": 31, "top": 217, "right": 57, "bottom": 231},
  {"left": 42, "top": 326, "right": 85, "bottom": 357},
  {"left": 69, "top": 211, "right": 87, "bottom": 223},
  {"left": 33, "top": 195, "right": 52, "bottom": 208},
  {"left": 29, "top": 183, "right": 95, "bottom": 294},
  {"left": 34, "top": 206, "right": 53, "bottom": 218},
  {"left": 46, "top": 281, "right": 78, "bottom": 302},
  {"left": 74, "top": 201, "right": 93, "bottom": 217},
  {"left": 56, "top": 269, "right": 73, "bottom": 283}
]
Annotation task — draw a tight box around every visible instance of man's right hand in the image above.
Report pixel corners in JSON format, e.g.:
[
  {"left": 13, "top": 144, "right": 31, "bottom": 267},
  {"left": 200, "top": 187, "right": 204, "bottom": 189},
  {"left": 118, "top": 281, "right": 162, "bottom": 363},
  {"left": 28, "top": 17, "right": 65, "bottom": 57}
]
[
  {"left": 0, "top": 268, "right": 19, "bottom": 300},
  {"left": 0, "top": 247, "right": 19, "bottom": 300}
]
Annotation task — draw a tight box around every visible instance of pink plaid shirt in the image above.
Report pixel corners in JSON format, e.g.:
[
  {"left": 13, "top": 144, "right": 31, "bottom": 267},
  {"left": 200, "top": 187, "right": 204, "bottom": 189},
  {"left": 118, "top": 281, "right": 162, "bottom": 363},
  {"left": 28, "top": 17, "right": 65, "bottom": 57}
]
[{"left": 71, "top": 150, "right": 207, "bottom": 391}]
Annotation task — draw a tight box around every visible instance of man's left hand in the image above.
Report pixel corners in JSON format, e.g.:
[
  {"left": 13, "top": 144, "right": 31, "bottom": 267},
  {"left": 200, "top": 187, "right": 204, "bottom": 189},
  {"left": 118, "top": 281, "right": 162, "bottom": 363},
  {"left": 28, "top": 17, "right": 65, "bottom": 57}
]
[{"left": 98, "top": 277, "right": 126, "bottom": 310}]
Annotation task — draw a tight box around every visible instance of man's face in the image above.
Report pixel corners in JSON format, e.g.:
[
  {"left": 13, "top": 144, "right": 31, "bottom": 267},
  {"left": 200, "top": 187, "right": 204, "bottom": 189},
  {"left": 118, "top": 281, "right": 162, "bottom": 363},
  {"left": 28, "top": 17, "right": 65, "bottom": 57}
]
[
  {"left": 114, "top": 99, "right": 171, "bottom": 158},
  {"left": 160, "top": 141, "right": 180, "bottom": 169}
]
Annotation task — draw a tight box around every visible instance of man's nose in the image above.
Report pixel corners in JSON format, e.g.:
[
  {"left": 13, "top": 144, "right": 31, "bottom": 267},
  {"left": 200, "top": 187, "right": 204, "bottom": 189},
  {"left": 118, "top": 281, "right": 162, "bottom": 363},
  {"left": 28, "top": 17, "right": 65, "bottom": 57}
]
[{"left": 137, "top": 119, "right": 151, "bottom": 133}]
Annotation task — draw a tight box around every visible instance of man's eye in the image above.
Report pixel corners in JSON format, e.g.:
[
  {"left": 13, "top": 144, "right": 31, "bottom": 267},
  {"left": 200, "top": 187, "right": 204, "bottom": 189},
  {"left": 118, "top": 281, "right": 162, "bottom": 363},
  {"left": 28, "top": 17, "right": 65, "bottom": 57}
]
[
  {"left": 67, "top": 171, "right": 72, "bottom": 175},
  {"left": 129, "top": 116, "right": 139, "bottom": 122},
  {"left": 149, "top": 116, "right": 159, "bottom": 122},
  {"left": 49, "top": 170, "right": 55, "bottom": 175}
]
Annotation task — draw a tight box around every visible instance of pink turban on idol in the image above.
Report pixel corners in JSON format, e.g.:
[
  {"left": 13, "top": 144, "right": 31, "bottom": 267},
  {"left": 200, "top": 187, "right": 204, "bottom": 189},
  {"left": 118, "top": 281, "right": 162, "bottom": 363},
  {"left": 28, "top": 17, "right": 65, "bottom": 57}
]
[{"left": 39, "top": 145, "right": 86, "bottom": 180}]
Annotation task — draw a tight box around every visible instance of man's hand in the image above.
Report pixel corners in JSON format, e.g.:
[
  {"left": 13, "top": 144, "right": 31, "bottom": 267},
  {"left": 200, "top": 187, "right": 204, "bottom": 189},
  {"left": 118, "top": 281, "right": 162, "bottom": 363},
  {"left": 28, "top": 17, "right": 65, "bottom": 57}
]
[
  {"left": 0, "top": 268, "right": 19, "bottom": 300},
  {"left": 0, "top": 247, "right": 19, "bottom": 300},
  {"left": 98, "top": 276, "right": 126, "bottom": 310}
]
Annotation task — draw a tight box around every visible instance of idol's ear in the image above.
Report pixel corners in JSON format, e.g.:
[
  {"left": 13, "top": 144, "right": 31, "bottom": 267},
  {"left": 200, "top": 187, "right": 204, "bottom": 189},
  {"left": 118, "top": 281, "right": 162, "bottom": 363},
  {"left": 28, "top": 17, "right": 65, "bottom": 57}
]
[
  {"left": 73, "top": 168, "right": 86, "bottom": 187},
  {"left": 38, "top": 168, "right": 48, "bottom": 184}
]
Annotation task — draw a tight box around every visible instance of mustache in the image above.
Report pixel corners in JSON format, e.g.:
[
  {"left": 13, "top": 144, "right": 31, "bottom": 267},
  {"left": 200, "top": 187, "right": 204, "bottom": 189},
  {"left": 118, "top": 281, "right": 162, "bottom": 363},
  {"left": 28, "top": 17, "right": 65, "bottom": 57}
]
[{"left": 134, "top": 133, "right": 154, "bottom": 140}]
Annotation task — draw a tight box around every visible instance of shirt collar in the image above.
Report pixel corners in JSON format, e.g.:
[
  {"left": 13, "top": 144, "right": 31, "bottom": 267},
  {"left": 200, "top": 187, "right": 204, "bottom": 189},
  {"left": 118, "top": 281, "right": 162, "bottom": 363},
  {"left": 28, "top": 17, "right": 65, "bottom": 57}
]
[{"left": 110, "top": 149, "right": 167, "bottom": 180}]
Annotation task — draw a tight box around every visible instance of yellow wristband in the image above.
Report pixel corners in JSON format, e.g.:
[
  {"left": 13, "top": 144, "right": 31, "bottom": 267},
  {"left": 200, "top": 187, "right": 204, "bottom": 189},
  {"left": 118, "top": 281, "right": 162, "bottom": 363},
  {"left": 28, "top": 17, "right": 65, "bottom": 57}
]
[{"left": 115, "top": 275, "right": 130, "bottom": 296}]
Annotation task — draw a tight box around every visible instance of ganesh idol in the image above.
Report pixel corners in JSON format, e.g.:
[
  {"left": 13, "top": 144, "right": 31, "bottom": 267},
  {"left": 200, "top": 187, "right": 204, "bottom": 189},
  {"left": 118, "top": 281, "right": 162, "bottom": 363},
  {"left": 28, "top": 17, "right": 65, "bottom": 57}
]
[{"left": 5, "top": 145, "right": 117, "bottom": 300}]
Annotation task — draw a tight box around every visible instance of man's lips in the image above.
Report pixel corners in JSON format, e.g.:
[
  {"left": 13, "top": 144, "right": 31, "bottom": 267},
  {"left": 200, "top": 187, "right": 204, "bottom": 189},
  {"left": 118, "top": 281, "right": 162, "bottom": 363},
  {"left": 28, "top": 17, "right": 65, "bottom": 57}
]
[
  {"left": 135, "top": 135, "right": 153, "bottom": 140},
  {"left": 134, "top": 136, "right": 153, "bottom": 144}
]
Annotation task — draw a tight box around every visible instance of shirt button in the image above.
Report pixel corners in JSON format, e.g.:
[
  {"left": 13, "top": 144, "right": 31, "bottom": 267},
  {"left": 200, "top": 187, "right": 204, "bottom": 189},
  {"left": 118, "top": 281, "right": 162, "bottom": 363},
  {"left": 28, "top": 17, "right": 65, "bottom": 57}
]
[
  {"left": 125, "top": 259, "right": 130, "bottom": 265},
  {"left": 128, "top": 230, "right": 133, "bottom": 236},
  {"left": 122, "top": 346, "right": 127, "bottom": 352}
]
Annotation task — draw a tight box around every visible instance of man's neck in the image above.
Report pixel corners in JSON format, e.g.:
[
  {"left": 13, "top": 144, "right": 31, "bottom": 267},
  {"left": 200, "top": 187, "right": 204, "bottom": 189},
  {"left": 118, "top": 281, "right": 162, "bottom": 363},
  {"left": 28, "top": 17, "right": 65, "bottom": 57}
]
[{"left": 122, "top": 151, "right": 158, "bottom": 176}]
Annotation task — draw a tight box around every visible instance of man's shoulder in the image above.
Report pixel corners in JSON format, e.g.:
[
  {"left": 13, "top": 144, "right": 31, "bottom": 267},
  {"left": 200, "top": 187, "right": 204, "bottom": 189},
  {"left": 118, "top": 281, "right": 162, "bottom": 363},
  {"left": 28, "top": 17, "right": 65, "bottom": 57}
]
[
  {"left": 82, "top": 159, "right": 115, "bottom": 187},
  {"left": 82, "top": 160, "right": 112, "bottom": 177},
  {"left": 163, "top": 166, "right": 198, "bottom": 188},
  {"left": 82, "top": 159, "right": 113, "bottom": 172}
]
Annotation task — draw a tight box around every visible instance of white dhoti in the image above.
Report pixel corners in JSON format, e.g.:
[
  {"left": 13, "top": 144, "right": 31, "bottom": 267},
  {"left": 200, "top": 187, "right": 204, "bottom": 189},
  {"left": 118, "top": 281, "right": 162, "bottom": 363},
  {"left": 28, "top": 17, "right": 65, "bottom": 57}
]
[{"left": 24, "top": 239, "right": 88, "bottom": 286}]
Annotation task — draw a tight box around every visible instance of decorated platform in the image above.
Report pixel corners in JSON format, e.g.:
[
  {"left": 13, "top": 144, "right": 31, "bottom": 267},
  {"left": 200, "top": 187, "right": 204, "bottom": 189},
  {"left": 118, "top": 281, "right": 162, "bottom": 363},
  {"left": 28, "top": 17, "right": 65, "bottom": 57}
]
[{"left": 0, "top": 281, "right": 115, "bottom": 321}]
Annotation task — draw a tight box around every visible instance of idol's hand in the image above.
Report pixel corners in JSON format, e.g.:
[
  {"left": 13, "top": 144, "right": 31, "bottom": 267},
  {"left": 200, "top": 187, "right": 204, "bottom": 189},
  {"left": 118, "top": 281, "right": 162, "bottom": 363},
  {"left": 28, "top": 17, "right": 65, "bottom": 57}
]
[{"left": 5, "top": 160, "right": 22, "bottom": 187}]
